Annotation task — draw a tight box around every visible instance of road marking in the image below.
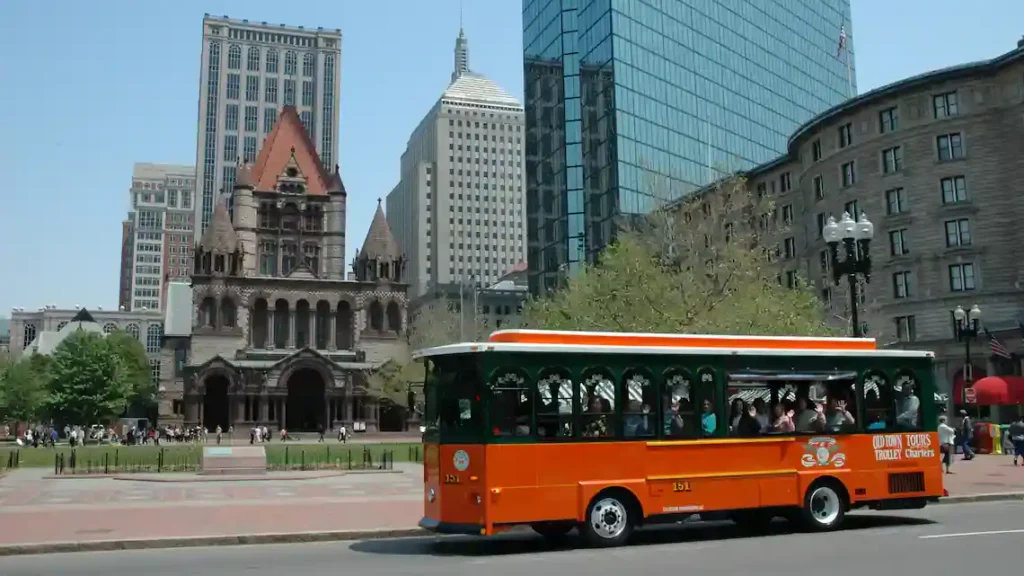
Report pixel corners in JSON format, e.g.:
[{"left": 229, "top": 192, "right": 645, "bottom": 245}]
[{"left": 920, "top": 528, "right": 1024, "bottom": 539}]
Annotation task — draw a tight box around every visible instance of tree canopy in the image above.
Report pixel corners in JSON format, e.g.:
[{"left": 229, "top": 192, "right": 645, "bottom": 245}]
[
  {"left": 46, "top": 331, "right": 134, "bottom": 425},
  {"left": 105, "top": 328, "right": 157, "bottom": 412},
  {"left": 521, "top": 175, "right": 838, "bottom": 336},
  {"left": 0, "top": 355, "right": 49, "bottom": 425}
]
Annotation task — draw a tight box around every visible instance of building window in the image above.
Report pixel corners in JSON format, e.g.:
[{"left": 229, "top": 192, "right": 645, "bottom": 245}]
[
  {"left": 785, "top": 270, "right": 797, "bottom": 288},
  {"left": 264, "top": 107, "right": 277, "bottom": 133},
  {"left": 812, "top": 139, "right": 822, "bottom": 161},
  {"left": 819, "top": 249, "right": 830, "bottom": 273},
  {"left": 816, "top": 213, "right": 826, "bottom": 237},
  {"left": 885, "top": 188, "right": 907, "bottom": 215},
  {"left": 779, "top": 172, "right": 791, "bottom": 192},
  {"left": 889, "top": 229, "right": 909, "bottom": 256},
  {"left": 284, "top": 51, "right": 297, "bottom": 75},
  {"left": 879, "top": 107, "right": 899, "bottom": 133},
  {"left": 821, "top": 287, "right": 832, "bottom": 305},
  {"left": 892, "top": 271, "right": 912, "bottom": 299},
  {"left": 949, "top": 263, "right": 976, "bottom": 292},
  {"left": 244, "top": 106, "right": 258, "bottom": 132},
  {"left": 245, "top": 75, "right": 259, "bottom": 102},
  {"left": 281, "top": 242, "right": 297, "bottom": 275},
  {"left": 813, "top": 175, "right": 824, "bottom": 200},
  {"left": 246, "top": 46, "right": 260, "bottom": 71},
  {"left": 895, "top": 316, "right": 916, "bottom": 342},
  {"left": 226, "top": 73, "right": 240, "bottom": 100},
  {"left": 227, "top": 45, "right": 241, "bottom": 70},
  {"left": 146, "top": 324, "right": 163, "bottom": 354},
  {"left": 225, "top": 104, "right": 239, "bottom": 131},
  {"left": 302, "top": 80, "right": 314, "bottom": 106},
  {"left": 944, "top": 218, "right": 971, "bottom": 247},
  {"left": 223, "top": 135, "right": 237, "bottom": 162},
  {"left": 782, "top": 204, "right": 793, "bottom": 224},
  {"left": 303, "top": 53, "right": 315, "bottom": 77},
  {"left": 838, "top": 123, "right": 852, "bottom": 148},
  {"left": 941, "top": 176, "right": 967, "bottom": 204},
  {"left": 937, "top": 133, "right": 964, "bottom": 161},
  {"left": 882, "top": 146, "right": 903, "bottom": 173},
  {"left": 265, "top": 77, "right": 278, "bottom": 104},
  {"left": 259, "top": 241, "right": 277, "bottom": 275},
  {"left": 841, "top": 162, "right": 855, "bottom": 187},
  {"left": 783, "top": 237, "right": 796, "bottom": 259},
  {"left": 844, "top": 200, "right": 859, "bottom": 218},
  {"left": 266, "top": 49, "right": 278, "bottom": 73},
  {"left": 284, "top": 79, "right": 296, "bottom": 106},
  {"left": 243, "top": 136, "right": 257, "bottom": 163},
  {"left": 934, "top": 92, "right": 959, "bottom": 119}
]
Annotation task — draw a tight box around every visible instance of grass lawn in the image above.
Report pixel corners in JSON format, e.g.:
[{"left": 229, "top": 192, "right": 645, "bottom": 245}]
[{"left": 0, "top": 442, "right": 424, "bottom": 471}]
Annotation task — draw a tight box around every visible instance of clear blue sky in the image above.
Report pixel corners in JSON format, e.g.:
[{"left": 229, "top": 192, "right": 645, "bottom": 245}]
[{"left": 0, "top": 0, "right": 1020, "bottom": 314}]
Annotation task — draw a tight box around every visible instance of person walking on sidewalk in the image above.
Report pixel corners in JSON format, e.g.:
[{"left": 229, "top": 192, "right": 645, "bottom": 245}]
[
  {"left": 938, "top": 415, "right": 957, "bottom": 474},
  {"left": 958, "top": 410, "right": 975, "bottom": 460},
  {"left": 1009, "top": 417, "right": 1024, "bottom": 466}
]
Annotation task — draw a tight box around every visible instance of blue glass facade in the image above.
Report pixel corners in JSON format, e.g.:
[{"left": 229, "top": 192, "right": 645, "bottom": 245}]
[{"left": 524, "top": 0, "right": 856, "bottom": 294}]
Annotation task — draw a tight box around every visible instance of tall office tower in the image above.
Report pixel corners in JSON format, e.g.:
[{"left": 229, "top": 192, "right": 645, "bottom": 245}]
[
  {"left": 386, "top": 27, "right": 526, "bottom": 298},
  {"left": 121, "top": 163, "right": 196, "bottom": 311},
  {"left": 523, "top": 0, "right": 856, "bottom": 294},
  {"left": 194, "top": 14, "right": 342, "bottom": 238}
]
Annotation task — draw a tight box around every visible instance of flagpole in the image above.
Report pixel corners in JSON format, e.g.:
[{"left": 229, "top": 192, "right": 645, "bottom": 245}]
[{"left": 846, "top": 43, "right": 854, "bottom": 97}]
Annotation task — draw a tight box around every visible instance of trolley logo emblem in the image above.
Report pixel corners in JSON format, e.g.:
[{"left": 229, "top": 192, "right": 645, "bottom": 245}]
[
  {"left": 453, "top": 450, "right": 470, "bottom": 471},
  {"left": 800, "top": 437, "right": 846, "bottom": 468}
]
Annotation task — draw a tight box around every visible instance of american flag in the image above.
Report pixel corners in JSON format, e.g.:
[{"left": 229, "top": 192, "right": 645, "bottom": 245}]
[
  {"left": 986, "top": 329, "right": 1012, "bottom": 359},
  {"left": 837, "top": 25, "right": 847, "bottom": 58}
]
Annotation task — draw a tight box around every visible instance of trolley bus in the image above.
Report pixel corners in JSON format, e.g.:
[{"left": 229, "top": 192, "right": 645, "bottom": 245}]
[{"left": 414, "top": 329, "right": 943, "bottom": 547}]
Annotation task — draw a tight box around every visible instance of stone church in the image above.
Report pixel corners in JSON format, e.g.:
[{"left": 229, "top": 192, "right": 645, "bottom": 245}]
[{"left": 158, "top": 105, "right": 408, "bottom": 433}]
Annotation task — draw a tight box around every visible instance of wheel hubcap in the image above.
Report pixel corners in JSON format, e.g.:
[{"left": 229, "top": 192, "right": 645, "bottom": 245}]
[
  {"left": 590, "top": 497, "right": 628, "bottom": 540},
  {"left": 809, "top": 486, "right": 840, "bottom": 525}
]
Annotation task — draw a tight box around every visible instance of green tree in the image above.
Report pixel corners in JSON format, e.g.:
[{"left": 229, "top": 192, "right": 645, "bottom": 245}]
[
  {"left": 0, "top": 357, "right": 49, "bottom": 426},
  {"left": 522, "top": 175, "right": 838, "bottom": 336},
  {"left": 46, "top": 332, "right": 133, "bottom": 425},
  {"left": 104, "top": 329, "right": 156, "bottom": 414}
]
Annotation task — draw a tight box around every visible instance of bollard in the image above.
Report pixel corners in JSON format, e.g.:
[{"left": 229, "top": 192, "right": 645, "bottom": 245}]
[
  {"left": 104, "top": 453, "right": 109, "bottom": 475},
  {"left": 115, "top": 449, "right": 119, "bottom": 469},
  {"left": 285, "top": 446, "right": 290, "bottom": 468},
  {"left": 301, "top": 450, "right": 305, "bottom": 471},
  {"left": 59, "top": 452, "right": 65, "bottom": 474},
  {"left": 347, "top": 449, "right": 352, "bottom": 470},
  {"left": 55, "top": 453, "right": 59, "bottom": 475}
]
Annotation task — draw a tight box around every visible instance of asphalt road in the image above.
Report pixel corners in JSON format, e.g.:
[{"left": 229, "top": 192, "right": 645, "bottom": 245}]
[{"left": 3, "top": 501, "right": 1023, "bottom": 576}]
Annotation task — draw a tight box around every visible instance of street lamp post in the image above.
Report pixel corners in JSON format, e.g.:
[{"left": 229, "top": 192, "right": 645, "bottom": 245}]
[
  {"left": 823, "top": 211, "right": 875, "bottom": 338},
  {"left": 953, "top": 304, "right": 982, "bottom": 406}
]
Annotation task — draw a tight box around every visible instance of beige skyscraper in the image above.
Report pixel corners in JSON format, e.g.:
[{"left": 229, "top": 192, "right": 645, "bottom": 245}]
[
  {"left": 386, "top": 27, "right": 525, "bottom": 298},
  {"left": 194, "top": 14, "right": 342, "bottom": 239}
]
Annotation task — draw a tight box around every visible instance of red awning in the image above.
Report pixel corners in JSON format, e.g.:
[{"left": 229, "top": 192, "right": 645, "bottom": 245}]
[{"left": 954, "top": 376, "right": 1024, "bottom": 405}]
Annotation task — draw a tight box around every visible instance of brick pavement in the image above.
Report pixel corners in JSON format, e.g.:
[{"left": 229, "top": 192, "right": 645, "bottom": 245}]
[{"left": 0, "top": 456, "right": 1021, "bottom": 550}]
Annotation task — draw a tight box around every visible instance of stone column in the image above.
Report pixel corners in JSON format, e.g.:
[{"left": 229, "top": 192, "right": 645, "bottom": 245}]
[
  {"left": 198, "top": 401, "right": 204, "bottom": 427},
  {"left": 280, "top": 398, "right": 287, "bottom": 429},
  {"left": 261, "top": 395, "right": 270, "bottom": 421},
  {"left": 236, "top": 396, "right": 245, "bottom": 424},
  {"left": 327, "top": 312, "right": 336, "bottom": 350},
  {"left": 309, "top": 312, "right": 318, "bottom": 349},
  {"left": 267, "top": 312, "right": 275, "bottom": 349},
  {"left": 288, "top": 309, "right": 296, "bottom": 348},
  {"left": 345, "top": 396, "right": 353, "bottom": 421},
  {"left": 186, "top": 397, "right": 197, "bottom": 423}
]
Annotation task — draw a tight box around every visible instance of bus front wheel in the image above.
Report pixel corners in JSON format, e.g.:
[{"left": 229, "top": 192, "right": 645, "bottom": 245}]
[
  {"left": 581, "top": 492, "right": 635, "bottom": 547},
  {"left": 800, "top": 480, "right": 847, "bottom": 532}
]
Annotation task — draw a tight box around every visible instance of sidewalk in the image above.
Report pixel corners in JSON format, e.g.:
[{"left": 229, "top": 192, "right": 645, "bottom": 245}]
[{"left": 0, "top": 456, "right": 1021, "bottom": 555}]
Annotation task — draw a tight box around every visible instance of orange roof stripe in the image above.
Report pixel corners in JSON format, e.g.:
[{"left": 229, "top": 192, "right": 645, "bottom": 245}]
[{"left": 487, "top": 330, "right": 876, "bottom": 351}]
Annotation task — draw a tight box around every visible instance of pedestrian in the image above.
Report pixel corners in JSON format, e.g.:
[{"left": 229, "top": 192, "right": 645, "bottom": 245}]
[
  {"left": 938, "top": 415, "right": 956, "bottom": 474},
  {"left": 1009, "top": 417, "right": 1024, "bottom": 466},
  {"left": 216, "top": 424, "right": 223, "bottom": 445},
  {"left": 958, "top": 410, "right": 975, "bottom": 460},
  {"left": 318, "top": 426, "right": 325, "bottom": 443}
]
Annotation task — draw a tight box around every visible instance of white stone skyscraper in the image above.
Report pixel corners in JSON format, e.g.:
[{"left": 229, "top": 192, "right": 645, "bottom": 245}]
[
  {"left": 193, "top": 14, "right": 342, "bottom": 238},
  {"left": 386, "top": 27, "right": 525, "bottom": 298}
]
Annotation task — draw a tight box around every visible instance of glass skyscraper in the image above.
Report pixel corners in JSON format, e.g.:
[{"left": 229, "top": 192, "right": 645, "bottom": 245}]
[{"left": 523, "top": 0, "right": 856, "bottom": 294}]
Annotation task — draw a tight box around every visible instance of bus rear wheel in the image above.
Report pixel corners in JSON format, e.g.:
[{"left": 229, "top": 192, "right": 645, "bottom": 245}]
[
  {"left": 800, "top": 481, "right": 846, "bottom": 532},
  {"left": 531, "top": 521, "right": 574, "bottom": 541},
  {"left": 581, "top": 493, "right": 634, "bottom": 547}
]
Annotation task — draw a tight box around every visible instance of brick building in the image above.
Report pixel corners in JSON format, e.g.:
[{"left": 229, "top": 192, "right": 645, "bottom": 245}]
[{"left": 158, "top": 106, "right": 409, "bottom": 433}]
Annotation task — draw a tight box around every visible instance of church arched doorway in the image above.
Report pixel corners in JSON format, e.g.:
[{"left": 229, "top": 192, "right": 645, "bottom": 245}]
[
  {"left": 286, "top": 367, "right": 327, "bottom": 431},
  {"left": 203, "top": 375, "right": 231, "bottom": 432}
]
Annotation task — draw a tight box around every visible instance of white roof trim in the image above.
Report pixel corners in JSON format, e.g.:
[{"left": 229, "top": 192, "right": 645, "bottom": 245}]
[
  {"left": 412, "top": 342, "right": 934, "bottom": 360},
  {"left": 489, "top": 329, "right": 876, "bottom": 345}
]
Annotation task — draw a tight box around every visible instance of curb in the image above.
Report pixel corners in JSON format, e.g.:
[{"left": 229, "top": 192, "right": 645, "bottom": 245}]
[
  {"left": 938, "top": 491, "right": 1024, "bottom": 504},
  {"left": 39, "top": 469, "right": 404, "bottom": 482},
  {"left": 0, "top": 528, "right": 430, "bottom": 557}
]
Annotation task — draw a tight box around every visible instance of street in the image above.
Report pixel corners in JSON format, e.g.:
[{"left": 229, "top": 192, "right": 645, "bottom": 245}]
[{"left": 3, "top": 500, "right": 1022, "bottom": 576}]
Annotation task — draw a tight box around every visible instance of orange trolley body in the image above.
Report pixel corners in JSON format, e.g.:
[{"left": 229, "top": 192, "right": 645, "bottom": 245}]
[{"left": 415, "top": 330, "right": 942, "bottom": 545}]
